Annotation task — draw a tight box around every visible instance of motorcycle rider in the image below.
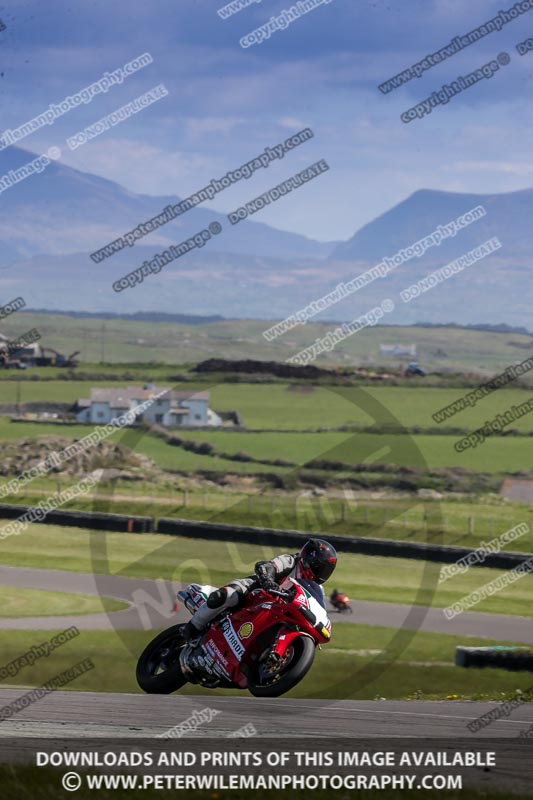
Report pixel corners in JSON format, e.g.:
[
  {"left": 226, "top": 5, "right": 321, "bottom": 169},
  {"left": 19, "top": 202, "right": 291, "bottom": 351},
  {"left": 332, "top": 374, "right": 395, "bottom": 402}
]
[{"left": 180, "top": 538, "right": 337, "bottom": 641}]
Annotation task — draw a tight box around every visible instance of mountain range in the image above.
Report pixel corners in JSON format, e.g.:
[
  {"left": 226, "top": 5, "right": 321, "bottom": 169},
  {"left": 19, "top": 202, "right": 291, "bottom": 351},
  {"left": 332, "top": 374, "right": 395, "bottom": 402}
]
[{"left": 0, "top": 146, "right": 530, "bottom": 327}]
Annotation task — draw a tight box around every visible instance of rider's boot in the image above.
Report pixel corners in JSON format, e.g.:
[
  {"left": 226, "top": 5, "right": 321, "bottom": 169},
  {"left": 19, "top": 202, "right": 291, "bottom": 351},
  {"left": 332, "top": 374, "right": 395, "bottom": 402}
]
[{"left": 179, "top": 620, "right": 204, "bottom": 642}]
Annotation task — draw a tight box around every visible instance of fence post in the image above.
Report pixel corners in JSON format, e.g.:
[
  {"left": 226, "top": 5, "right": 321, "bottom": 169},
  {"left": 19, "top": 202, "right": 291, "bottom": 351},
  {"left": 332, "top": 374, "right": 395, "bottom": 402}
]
[{"left": 468, "top": 516, "right": 474, "bottom": 535}]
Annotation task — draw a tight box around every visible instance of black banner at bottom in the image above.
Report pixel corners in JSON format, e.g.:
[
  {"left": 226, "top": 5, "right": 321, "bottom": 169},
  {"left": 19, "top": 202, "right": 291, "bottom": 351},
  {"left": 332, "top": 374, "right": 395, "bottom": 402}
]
[{"left": 0, "top": 737, "right": 532, "bottom": 798}]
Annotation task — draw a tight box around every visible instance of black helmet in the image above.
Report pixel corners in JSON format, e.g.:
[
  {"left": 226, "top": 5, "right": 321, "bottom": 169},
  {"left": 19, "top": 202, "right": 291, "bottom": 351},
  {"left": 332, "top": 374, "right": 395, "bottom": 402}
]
[{"left": 299, "top": 538, "right": 337, "bottom": 584}]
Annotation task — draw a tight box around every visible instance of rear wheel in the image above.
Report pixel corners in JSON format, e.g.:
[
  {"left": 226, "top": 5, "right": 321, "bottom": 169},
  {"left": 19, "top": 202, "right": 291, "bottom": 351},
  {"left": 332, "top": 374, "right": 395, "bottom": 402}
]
[
  {"left": 136, "top": 624, "right": 188, "bottom": 694},
  {"left": 248, "top": 635, "right": 315, "bottom": 698}
]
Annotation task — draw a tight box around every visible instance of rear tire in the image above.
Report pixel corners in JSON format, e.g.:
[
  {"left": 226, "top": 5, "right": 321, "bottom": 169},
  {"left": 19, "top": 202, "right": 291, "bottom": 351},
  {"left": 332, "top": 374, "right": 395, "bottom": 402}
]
[
  {"left": 248, "top": 635, "right": 315, "bottom": 698},
  {"left": 136, "top": 624, "right": 189, "bottom": 694}
]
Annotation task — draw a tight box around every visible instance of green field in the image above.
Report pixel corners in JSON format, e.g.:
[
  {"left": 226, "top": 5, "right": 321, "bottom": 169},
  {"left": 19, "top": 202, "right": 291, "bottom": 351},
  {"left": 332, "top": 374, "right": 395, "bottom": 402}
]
[
  {"left": 208, "top": 384, "right": 533, "bottom": 432},
  {"left": 135, "top": 430, "right": 288, "bottom": 474},
  {"left": 0, "top": 418, "right": 291, "bottom": 475},
  {"left": 1, "top": 621, "right": 533, "bottom": 701},
  {"left": 1, "top": 374, "right": 531, "bottom": 485},
  {"left": 3, "top": 382, "right": 532, "bottom": 433},
  {"left": 0, "top": 586, "right": 127, "bottom": 617},
  {"left": 173, "top": 427, "right": 533, "bottom": 472},
  {"left": 0, "top": 417, "right": 531, "bottom": 477},
  {"left": 2, "top": 312, "right": 533, "bottom": 372}
]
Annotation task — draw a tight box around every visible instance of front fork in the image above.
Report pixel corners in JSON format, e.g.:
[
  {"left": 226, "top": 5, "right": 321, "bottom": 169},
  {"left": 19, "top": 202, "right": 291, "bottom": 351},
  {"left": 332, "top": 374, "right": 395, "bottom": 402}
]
[{"left": 270, "top": 627, "right": 309, "bottom": 661}]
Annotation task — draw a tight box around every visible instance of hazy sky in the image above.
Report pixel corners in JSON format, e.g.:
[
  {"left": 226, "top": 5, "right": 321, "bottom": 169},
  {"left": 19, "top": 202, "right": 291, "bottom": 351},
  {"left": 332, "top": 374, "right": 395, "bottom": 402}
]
[{"left": 2, "top": 0, "right": 532, "bottom": 241}]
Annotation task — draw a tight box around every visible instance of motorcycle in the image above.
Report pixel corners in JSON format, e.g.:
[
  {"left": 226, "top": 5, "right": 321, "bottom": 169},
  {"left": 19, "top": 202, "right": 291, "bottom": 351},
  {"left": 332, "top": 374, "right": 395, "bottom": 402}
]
[
  {"left": 330, "top": 591, "right": 353, "bottom": 614},
  {"left": 136, "top": 577, "right": 332, "bottom": 698}
]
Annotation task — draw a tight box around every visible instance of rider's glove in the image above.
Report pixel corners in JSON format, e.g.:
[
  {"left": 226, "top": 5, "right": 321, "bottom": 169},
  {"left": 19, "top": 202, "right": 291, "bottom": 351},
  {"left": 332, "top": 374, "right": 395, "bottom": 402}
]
[{"left": 255, "top": 560, "right": 278, "bottom": 592}]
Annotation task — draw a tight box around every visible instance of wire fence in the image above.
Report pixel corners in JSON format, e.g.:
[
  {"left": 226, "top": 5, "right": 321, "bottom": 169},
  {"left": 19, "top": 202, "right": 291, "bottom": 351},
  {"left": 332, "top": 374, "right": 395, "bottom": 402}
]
[{"left": 1, "top": 475, "right": 531, "bottom": 547}]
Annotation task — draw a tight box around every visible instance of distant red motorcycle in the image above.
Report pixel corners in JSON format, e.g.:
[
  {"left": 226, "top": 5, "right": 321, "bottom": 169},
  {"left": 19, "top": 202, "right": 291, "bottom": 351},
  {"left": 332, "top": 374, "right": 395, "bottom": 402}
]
[
  {"left": 137, "top": 577, "right": 332, "bottom": 698},
  {"left": 330, "top": 589, "right": 353, "bottom": 614}
]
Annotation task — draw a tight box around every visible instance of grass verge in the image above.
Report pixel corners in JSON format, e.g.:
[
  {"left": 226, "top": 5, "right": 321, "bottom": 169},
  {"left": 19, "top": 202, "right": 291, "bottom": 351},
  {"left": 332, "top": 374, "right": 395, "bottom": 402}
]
[
  {"left": 0, "top": 586, "right": 127, "bottom": 617},
  {"left": 1, "top": 623, "right": 533, "bottom": 701}
]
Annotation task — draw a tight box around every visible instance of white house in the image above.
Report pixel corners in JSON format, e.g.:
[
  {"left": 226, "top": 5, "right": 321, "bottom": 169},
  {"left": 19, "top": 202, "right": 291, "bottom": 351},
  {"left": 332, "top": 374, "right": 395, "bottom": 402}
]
[
  {"left": 379, "top": 343, "right": 417, "bottom": 358},
  {"left": 76, "top": 385, "right": 222, "bottom": 427}
]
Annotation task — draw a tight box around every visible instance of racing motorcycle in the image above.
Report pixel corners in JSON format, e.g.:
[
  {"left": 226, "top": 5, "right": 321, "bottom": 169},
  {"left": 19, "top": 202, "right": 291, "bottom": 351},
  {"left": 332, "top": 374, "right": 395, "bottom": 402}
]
[
  {"left": 136, "top": 577, "right": 331, "bottom": 698},
  {"left": 330, "top": 589, "right": 353, "bottom": 614}
]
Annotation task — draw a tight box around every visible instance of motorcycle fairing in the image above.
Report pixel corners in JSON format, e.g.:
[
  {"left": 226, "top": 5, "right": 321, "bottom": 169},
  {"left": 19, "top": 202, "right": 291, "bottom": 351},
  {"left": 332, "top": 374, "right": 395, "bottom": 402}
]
[{"left": 179, "top": 579, "right": 331, "bottom": 688}]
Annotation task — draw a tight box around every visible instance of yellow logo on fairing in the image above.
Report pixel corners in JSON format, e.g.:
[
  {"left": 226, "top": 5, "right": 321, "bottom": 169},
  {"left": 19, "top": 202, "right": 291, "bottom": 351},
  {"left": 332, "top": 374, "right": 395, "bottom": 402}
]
[{"left": 238, "top": 622, "right": 254, "bottom": 639}]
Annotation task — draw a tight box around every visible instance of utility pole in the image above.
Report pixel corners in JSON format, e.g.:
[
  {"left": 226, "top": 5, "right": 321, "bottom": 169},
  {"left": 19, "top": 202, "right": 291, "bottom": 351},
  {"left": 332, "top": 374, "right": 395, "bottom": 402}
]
[{"left": 100, "top": 322, "right": 106, "bottom": 364}]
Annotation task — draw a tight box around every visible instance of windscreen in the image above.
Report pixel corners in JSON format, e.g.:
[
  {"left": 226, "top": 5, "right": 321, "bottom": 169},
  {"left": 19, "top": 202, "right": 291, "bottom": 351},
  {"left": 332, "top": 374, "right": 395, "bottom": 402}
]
[{"left": 298, "top": 579, "right": 326, "bottom": 610}]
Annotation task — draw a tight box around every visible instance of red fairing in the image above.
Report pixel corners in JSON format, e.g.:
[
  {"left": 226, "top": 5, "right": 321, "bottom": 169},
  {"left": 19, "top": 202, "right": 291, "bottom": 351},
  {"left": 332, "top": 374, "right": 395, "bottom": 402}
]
[{"left": 200, "top": 581, "right": 330, "bottom": 689}]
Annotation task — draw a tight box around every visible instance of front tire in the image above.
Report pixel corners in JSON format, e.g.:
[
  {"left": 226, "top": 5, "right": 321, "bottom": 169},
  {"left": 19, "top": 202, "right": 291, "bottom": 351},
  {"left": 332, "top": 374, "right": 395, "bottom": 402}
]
[
  {"left": 136, "top": 624, "right": 188, "bottom": 694},
  {"left": 248, "top": 635, "right": 315, "bottom": 698}
]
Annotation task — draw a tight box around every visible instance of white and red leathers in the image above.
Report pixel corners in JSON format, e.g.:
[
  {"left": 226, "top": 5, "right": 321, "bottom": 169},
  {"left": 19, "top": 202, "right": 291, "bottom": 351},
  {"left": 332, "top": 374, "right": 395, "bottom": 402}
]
[{"left": 188, "top": 553, "right": 324, "bottom": 633}]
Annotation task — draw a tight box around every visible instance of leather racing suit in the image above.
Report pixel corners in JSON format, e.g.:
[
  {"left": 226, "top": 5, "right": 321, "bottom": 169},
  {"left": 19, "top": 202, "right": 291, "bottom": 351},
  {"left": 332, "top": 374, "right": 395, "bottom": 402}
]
[{"left": 187, "top": 553, "right": 324, "bottom": 635}]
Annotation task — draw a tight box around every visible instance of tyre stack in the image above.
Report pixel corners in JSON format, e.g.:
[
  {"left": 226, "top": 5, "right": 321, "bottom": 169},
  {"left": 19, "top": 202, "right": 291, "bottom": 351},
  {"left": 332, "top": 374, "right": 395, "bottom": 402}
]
[{"left": 456, "top": 646, "right": 533, "bottom": 671}]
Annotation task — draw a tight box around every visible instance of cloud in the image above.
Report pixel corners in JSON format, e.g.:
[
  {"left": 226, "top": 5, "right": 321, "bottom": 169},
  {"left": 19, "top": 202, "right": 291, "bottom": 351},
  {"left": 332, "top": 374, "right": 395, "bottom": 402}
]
[
  {"left": 449, "top": 161, "right": 533, "bottom": 176},
  {"left": 59, "top": 138, "right": 213, "bottom": 197},
  {"left": 277, "top": 117, "right": 308, "bottom": 129},
  {"left": 185, "top": 117, "right": 245, "bottom": 136}
]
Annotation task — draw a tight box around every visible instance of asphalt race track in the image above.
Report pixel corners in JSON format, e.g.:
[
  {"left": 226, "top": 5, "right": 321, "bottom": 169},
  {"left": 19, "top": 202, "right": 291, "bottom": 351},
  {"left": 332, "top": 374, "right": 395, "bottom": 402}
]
[
  {"left": 0, "top": 564, "right": 532, "bottom": 643},
  {"left": 1, "top": 689, "right": 533, "bottom": 738}
]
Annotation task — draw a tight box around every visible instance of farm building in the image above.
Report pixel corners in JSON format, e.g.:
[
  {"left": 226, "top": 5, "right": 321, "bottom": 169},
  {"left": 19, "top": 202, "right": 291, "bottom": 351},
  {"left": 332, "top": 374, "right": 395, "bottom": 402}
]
[
  {"left": 76, "top": 385, "right": 222, "bottom": 427},
  {"left": 379, "top": 343, "right": 417, "bottom": 358},
  {"left": 0, "top": 329, "right": 42, "bottom": 365},
  {"left": 501, "top": 479, "right": 533, "bottom": 505}
]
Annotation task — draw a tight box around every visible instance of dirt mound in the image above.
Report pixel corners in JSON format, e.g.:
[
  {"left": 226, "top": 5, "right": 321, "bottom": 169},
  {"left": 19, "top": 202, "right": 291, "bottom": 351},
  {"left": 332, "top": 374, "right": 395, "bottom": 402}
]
[
  {"left": 194, "top": 358, "right": 331, "bottom": 379},
  {"left": 0, "top": 436, "right": 157, "bottom": 479}
]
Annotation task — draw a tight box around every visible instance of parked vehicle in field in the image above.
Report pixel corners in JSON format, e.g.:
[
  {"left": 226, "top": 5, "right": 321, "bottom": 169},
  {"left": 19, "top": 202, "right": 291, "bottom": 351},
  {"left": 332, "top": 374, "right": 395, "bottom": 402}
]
[{"left": 404, "top": 361, "right": 426, "bottom": 377}]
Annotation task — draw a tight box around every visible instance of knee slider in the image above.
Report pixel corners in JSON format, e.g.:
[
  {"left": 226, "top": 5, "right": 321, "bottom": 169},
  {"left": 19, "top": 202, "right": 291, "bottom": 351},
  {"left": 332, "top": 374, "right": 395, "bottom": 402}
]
[{"left": 207, "top": 587, "right": 228, "bottom": 609}]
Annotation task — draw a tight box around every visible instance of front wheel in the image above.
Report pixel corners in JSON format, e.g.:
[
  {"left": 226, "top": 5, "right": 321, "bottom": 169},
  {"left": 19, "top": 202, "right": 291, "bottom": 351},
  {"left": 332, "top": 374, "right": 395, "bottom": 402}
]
[
  {"left": 248, "top": 635, "right": 315, "bottom": 698},
  {"left": 136, "top": 624, "right": 188, "bottom": 694}
]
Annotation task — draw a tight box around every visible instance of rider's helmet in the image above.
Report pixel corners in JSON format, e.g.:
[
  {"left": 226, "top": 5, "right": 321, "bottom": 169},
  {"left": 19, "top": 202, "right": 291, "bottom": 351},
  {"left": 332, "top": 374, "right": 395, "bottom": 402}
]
[{"left": 298, "top": 538, "right": 337, "bottom": 584}]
